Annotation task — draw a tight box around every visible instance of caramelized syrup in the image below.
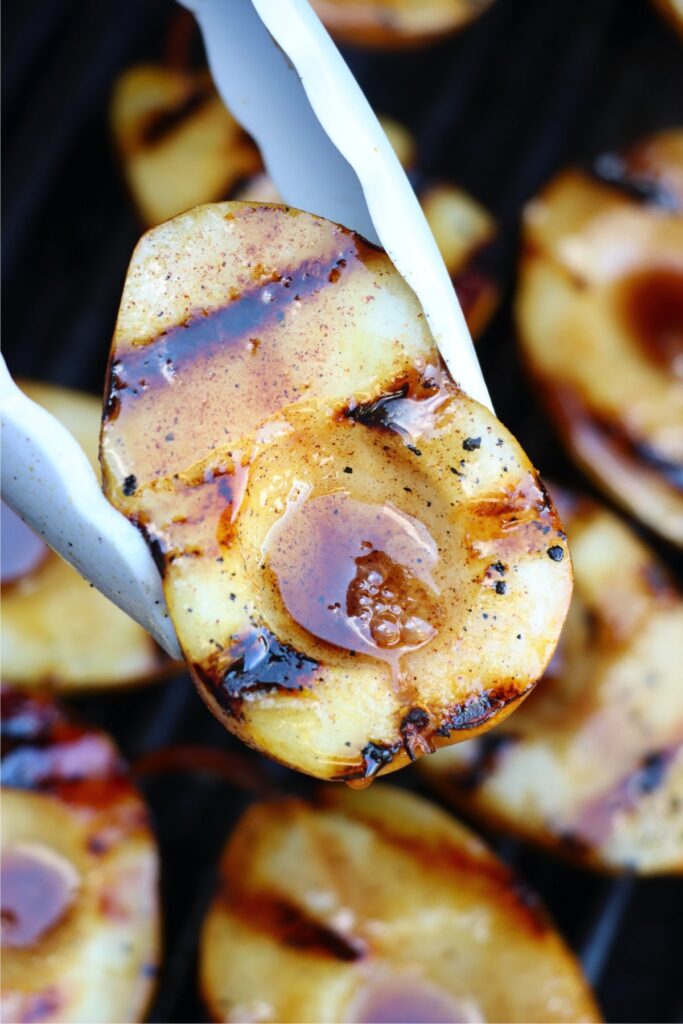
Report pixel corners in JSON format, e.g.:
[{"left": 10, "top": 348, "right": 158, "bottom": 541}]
[
  {"left": 265, "top": 491, "right": 441, "bottom": 689},
  {"left": 1, "top": 845, "right": 79, "bottom": 948}
]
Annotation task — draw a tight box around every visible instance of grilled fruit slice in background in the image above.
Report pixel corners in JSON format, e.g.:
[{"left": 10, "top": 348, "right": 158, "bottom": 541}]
[
  {"left": 517, "top": 130, "right": 683, "bottom": 546},
  {"left": 310, "top": 0, "right": 497, "bottom": 48},
  {"left": 419, "top": 180, "right": 498, "bottom": 337},
  {"left": 420, "top": 491, "right": 683, "bottom": 874},
  {"left": 101, "top": 201, "right": 572, "bottom": 781},
  {"left": 111, "top": 65, "right": 260, "bottom": 226},
  {"left": 200, "top": 785, "right": 599, "bottom": 1023},
  {"left": 111, "top": 69, "right": 499, "bottom": 337},
  {"left": 1, "top": 381, "right": 176, "bottom": 691},
  {"left": 1, "top": 689, "right": 160, "bottom": 1023}
]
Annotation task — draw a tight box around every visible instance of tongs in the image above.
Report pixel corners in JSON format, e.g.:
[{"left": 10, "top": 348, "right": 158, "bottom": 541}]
[{"left": 0, "top": 0, "right": 491, "bottom": 661}]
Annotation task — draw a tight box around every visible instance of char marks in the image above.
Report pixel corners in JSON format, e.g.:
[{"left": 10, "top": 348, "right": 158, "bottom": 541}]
[
  {"left": 227, "top": 892, "right": 365, "bottom": 962},
  {"left": 195, "top": 628, "right": 320, "bottom": 718},
  {"left": 436, "top": 685, "right": 526, "bottom": 736},
  {"left": 139, "top": 84, "right": 214, "bottom": 147},
  {"left": 104, "top": 237, "right": 371, "bottom": 421}
]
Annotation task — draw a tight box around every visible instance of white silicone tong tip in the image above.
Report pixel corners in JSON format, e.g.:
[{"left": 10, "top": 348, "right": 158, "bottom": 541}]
[{"left": 0, "top": 357, "right": 182, "bottom": 660}]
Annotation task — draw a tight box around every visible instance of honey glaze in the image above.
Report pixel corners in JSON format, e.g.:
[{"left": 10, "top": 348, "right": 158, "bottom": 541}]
[
  {"left": 265, "top": 490, "right": 441, "bottom": 690},
  {"left": 1, "top": 844, "right": 79, "bottom": 948}
]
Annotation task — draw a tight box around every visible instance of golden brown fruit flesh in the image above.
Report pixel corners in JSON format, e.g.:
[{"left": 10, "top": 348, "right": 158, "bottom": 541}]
[
  {"left": 200, "top": 785, "right": 600, "bottom": 1023},
  {"left": 110, "top": 65, "right": 260, "bottom": 226},
  {"left": 1, "top": 381, "right": 176, "bottom": 691},
  {"left": 1, "top": 688, "right": 160, "bottom": 1023},
  {"left": 310, "top": 0, "right": 496, "bottom": 48},
  {"left": 101, "top": 201, "right": 572, "bottom": 782},
  {"left": 420, "top": 491, "right": 683, "bottom": 874},
  {"left": 517, "top": 130, "right": 683, "bottom": 546}
]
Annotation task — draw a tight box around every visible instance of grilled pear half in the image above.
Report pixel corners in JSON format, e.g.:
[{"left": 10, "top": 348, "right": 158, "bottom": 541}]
[
  {"left": 200, "top": 785, "right": 599, "bottom": 1023},
  {"left": 111, "top": 65, "right": 260, "bottom": 226},
  {"left": 421, "top": 492, "right": 683, "bottom": 874},
  {"left": 101, "top": 201, "right": 572, "bottom": 781},
  {"left": 310, "top": 0, "right": 497, "bottom": 48},
  {"left": 1, "top": 689, "right": 160, "bottom": 1023},
  {"left": 1, "top": 381, "right": 175, "bottom": 690},
  {"left": 517, "top": 130, "right": 683, "bottom": 546}
]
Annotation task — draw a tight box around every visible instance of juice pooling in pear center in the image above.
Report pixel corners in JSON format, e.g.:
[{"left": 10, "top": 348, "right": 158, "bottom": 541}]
[
  {"left": 101, "top": 201, "right": 573, "bottom": 781},
  {"left": 265, "top": 491, "right": 441, "bottom": 688}
]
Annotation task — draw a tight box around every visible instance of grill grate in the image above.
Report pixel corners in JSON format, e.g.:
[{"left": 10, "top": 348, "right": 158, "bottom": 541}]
[{"left": 3, "top": 1, "right": 683, "bottom": 1021}]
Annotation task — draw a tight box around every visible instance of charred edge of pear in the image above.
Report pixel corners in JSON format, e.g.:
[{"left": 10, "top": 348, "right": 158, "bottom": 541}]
[
  {"left": 191, "top": 627, "right": 320, "bottom": 720},
  {"left": 332, "top": 683, "right": 532, "bottom": 785},
  {"left": 433, "top": 682, "right": 532, "bottom": 738}
]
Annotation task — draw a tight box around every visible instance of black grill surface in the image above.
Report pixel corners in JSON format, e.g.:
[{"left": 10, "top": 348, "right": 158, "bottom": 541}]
[{"left": 3, "top": 1, "right": 683, "bottom": 1022}]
